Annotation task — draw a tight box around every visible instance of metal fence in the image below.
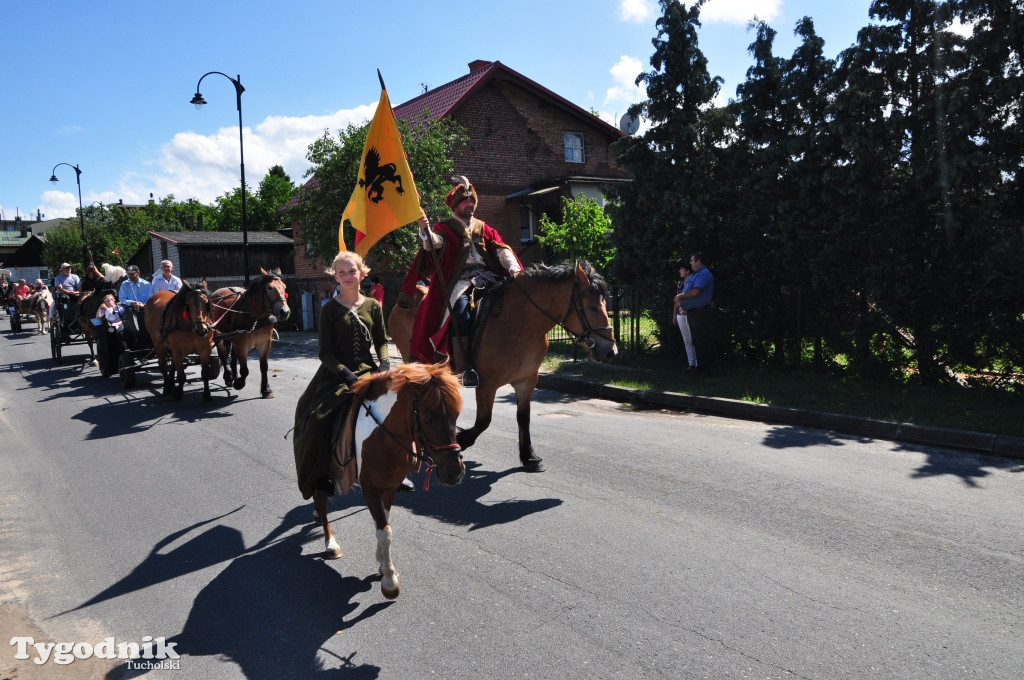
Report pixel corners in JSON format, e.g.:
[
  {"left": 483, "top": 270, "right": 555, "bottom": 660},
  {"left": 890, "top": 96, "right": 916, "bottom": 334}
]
[{"left": 547, "top": 285, "right": 645, "bottom": 354}]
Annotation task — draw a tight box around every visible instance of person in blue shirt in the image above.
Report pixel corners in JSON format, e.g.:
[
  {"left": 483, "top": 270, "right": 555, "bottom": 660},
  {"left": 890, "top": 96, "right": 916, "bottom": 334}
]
[
  {"left": 117, "top": 265, "right": 155, "bottom": 342},
  {"left": 675, "top": 251, "right": 714, "bottom": 376},
  {"left": 117, "top": 265, "right": 154, "bottom": 310}
]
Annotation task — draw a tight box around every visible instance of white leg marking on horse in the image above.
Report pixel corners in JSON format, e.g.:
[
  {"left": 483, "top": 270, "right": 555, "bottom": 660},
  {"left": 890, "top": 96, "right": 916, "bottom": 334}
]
[
  {"left": 355, "top": 390, "right": 398, "bottom": 469},
  {"left": 325, "top": 536, "right": 342, "bottom": 559},
  {"left": 376, "top": 526, "right": 399, "bottom": 598}
]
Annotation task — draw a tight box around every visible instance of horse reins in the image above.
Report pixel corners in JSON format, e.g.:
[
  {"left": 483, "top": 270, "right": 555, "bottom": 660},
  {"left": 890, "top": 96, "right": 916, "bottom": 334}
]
[
  {"left": 156, "top": 288, "right": 212, "bottom": 345},
  {"left": 208, "top": 275, "right": 286, "bottom": 340},
  {"left": 510, "top": 269, "right": 614, "bottom": 350},
  {"left": 355, "top": 394, "right": 461, "bottom": 491}
]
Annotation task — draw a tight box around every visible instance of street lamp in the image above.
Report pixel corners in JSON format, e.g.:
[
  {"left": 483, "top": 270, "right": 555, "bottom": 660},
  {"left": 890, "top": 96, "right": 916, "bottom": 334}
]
[
  {"left": 49, "top": 162, "right": 92, "bottom": 267},
  {"left": 191, "top": 71, "right": 250, "bottom": 284}
]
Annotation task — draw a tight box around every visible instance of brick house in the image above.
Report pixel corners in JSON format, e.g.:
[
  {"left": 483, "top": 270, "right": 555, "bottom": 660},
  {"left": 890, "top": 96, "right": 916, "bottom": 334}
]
[
  {"left": 393, "top": 59, "right": 631, "bottom": 266},
  {"left": 290, "top": 59, "right": 631, "bottom": 328}
]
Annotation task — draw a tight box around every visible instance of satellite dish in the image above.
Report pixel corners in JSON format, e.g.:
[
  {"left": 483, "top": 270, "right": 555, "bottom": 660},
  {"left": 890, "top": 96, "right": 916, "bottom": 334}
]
[{"left": 619, "top": 113, "right": 639, "bottom": 135}]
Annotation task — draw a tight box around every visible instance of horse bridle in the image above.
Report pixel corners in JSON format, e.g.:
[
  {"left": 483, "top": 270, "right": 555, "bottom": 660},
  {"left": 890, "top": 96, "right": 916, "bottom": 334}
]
[
  {"left": 209, "top": 274, "right": 287, "bottom": 336},
  {"left": 357, "top": 394, "right": 462, "bottom": 490},
  {"left": 511, "top": 275, "right": 615, "bottom": 350}
]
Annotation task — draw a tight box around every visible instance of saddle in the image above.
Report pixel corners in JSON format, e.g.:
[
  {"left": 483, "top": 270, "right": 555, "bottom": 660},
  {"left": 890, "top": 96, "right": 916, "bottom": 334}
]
[
  {"left": 453, "top": 280, "right": 508, "bottom": 367},
  {"left": 325, "top": 388, "right": 365, "bottom": 496}
]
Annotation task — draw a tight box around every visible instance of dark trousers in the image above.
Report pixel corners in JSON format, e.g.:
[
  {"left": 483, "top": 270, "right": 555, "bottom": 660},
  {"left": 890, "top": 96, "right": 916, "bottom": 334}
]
[{"left": 686, "top": 305, "right": 713, "bottom": 371}]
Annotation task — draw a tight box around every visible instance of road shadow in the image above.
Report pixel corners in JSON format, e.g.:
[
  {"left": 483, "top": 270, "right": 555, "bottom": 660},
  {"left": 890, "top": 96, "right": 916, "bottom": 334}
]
[
  {"left": 902, "top": 444, "right": 1024, "bottom": 487},
  {"left": 51, "top": 505, "right": 384, "bottom": 679},
  {"left": 762, "top": 424, "right": 871, "bottom": 450},
  {"left": 763, "top": 424, "right": 1024, "bottom": 487},
  {"left": 324, "top": 460, "right": 563, "bottom": 532}
]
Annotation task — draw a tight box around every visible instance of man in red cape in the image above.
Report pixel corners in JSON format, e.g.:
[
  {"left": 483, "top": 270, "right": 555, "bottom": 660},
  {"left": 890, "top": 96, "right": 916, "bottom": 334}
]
[{"left": 398, "top": 175, "right": 522, "bottom": 384}]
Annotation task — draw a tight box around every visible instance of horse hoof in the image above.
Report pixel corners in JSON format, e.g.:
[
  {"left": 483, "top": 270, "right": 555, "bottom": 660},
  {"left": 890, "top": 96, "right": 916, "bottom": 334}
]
[
  {"left": 324, "top": 539, "right": 342, "bottom": 560},
  {"left": 261, "top": 391, "right": 274, "bottom": 399},
  {"left": 381, "top": 584, "right": 400, "bottom": 600},
  {"left": 521, "top": 457, "right": 546, "bottom": 473},
  {"left": 233, "top": 379, "right": 246, "bottom": 390}
]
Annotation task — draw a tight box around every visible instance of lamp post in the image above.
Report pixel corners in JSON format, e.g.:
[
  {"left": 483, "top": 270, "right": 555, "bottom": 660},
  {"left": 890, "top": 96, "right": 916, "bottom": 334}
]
[
  {"left": 49, "top": 162, "right": 91, "bottom": 267},
  {"left": 191, "top": 71, "right": 250, "bottom": 284}
]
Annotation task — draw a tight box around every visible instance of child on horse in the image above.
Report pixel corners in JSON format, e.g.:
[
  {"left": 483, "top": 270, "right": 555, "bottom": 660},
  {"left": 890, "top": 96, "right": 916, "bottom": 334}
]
[{"left": 293, "top": 251, "right": 399, "bottom": 500}]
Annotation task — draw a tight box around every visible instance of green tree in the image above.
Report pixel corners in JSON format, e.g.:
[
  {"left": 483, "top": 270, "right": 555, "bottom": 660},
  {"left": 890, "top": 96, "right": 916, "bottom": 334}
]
[
  {"left": 607, "top": 0, "right": 730, "bottom": 349},
  {"left": 536, "top": 195, "right": 616, "bottom": 272},
  {"left": 290, "top": 110, "right": 467, "bottom": 272}
]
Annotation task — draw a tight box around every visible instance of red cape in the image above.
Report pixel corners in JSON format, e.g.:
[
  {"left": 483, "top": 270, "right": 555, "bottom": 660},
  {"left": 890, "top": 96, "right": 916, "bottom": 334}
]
[{"left": 400, "top": 219, "right": 521, "bottom": 362}]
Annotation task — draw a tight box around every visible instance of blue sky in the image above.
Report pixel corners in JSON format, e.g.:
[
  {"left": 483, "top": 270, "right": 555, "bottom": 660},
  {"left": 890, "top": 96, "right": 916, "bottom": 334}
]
[{"left": 1, "top": 0, "right": 880, "bottom": 221}]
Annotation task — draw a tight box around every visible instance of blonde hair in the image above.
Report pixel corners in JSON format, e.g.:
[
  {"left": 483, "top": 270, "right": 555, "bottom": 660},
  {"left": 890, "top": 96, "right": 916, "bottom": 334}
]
[{"left": 326, "top": 251, "right": 369, "bottom": 277}]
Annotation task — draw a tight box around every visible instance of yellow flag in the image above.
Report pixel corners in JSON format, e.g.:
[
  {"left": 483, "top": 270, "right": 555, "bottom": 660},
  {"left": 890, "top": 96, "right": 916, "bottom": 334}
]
[{"left": 340, "top": 87, "right": 421, "bottom": 257}]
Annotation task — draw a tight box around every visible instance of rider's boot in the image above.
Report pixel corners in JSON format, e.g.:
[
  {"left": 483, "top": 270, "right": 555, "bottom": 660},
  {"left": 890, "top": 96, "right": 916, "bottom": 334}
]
[{"left": 450, "top": 335, "right": 478, "bottom": 387}]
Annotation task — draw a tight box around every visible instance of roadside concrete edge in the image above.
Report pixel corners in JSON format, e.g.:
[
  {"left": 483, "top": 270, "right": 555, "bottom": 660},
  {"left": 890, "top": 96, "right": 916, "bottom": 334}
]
[{"left": 535, "top": 373, "right": 1024, "bottom": 461}]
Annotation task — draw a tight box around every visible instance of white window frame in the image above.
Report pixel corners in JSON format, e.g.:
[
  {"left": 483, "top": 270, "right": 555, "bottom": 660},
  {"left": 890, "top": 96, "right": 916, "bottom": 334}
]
[
  {"left": 520, "top": 205, "right": 535, "bottom": 243},
  {"left": 564, "top": 132, "right": 585, "bottom": 164}
]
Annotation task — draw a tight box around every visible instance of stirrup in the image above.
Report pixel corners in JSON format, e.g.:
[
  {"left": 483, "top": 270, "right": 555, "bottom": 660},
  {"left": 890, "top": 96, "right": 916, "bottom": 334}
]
[{"left": 461, "top": 368, "right": 479, "bottom": 388}]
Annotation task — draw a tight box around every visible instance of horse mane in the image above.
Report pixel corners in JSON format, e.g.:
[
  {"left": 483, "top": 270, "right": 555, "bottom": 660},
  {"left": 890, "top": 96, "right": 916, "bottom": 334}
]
[
  {"left": 352, "top": 363, "right": 462, "bottom": 415},
  {"left": 517, "top": 260, "right": 609, "bottom": 297},
  {"left": 245, "top": 267, "right": 284, "bottom": 295}
]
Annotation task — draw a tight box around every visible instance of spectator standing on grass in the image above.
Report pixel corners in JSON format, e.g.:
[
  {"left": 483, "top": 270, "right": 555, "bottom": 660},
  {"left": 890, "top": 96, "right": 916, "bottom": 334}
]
[
  {"left": 672, "top": 262, "right": 697, "bottom": 374},
  {"left": 675, "top": 252, "right": 714, "bottom": 376}
]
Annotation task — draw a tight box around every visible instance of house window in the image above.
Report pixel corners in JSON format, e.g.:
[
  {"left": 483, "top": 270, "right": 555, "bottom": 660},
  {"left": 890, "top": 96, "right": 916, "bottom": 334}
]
[
  {"left": 520, "top": 205, "right": 535, "bottom": 243},
  {"left": 564, "top": 132, "right": 585, "bottom": 163}
]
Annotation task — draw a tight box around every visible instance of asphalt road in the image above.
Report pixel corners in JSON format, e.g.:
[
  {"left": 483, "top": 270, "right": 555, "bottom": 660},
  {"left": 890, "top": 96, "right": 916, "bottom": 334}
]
[{"left": 1, "top": 330, "right": 1022, "bottom": 680}]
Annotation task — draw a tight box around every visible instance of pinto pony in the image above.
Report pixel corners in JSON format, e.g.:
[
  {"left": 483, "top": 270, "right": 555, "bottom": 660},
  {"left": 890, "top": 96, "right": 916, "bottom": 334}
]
[
  {"left": 389, "top": 260, "right": 617, "bottom": 472},
  {"left": 209, "top": 267, "right": 291, "bottom": 398},
  {"left": 144, "top": 283, "right": 217, "bottom": 403},
  {"left": 313, "top": 362, "right": 463, "bottom": 600},
  {"left": 20, "top": 290, "right": 53, "bottom": 334}
]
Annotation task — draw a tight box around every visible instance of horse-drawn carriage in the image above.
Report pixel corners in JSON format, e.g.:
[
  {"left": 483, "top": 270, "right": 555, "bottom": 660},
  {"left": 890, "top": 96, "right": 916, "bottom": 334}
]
[
  {"left": 49, "top": 292, "right": 96, "bottom": 364},
  {"left": 99, "top": 268, "right": 289, "bottom": 401}
]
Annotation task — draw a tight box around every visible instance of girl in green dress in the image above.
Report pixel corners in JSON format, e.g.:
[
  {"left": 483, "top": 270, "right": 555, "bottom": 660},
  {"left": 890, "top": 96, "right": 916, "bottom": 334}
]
[{"left": 293, "top": 251, "right": 389, "bottom": 500}]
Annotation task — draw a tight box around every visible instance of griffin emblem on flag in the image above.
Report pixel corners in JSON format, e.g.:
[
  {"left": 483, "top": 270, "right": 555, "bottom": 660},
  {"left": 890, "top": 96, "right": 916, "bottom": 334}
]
[{"left": 358, "top": 147, "right": 405, "bottom": 204}]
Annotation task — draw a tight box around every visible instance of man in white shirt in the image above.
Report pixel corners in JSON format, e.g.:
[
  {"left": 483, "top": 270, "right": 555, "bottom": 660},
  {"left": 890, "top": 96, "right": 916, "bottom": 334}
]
[
  {"left": 151, "top": 260, "right": 183, "bottom": 293},
  {"left": 50, "top": 263, "right": 82, "bottom": 319}
]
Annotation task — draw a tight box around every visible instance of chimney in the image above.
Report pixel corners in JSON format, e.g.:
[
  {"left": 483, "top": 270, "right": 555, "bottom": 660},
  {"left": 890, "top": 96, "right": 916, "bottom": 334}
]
[
  {"left": 36, "top": 209, "right": 42, "bottom": 221},
  {"left": 468, "top": 60, "right": 492, "bottom": 73}
]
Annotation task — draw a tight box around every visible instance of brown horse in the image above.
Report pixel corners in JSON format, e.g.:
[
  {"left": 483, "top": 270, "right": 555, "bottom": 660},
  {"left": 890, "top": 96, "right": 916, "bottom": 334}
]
[
  {"left": 144, "top": 284, "right": 217, "bottom": 403},
  {"left": 389, "top": 260, "right": 617, "bottom": 472},
  {"left": 209, "top": 267, "right": 291, "bottom": 398},
  {"left": 73, "top": 290, "right": 106, "bottom": 365},
  {"left": 313, "top": 362, "right": 463, "bottom": 600}
]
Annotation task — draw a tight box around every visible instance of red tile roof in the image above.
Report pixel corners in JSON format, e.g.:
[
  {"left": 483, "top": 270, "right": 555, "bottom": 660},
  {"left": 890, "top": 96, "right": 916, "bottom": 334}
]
[{"left": 393, "top": 60, "right": 624, "bottom": 139}]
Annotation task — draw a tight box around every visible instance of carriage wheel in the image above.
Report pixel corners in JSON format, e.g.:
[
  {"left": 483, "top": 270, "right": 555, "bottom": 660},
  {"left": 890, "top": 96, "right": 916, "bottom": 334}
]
[{"left": 119, "top": 353, "right": 137, "bottom": 389}]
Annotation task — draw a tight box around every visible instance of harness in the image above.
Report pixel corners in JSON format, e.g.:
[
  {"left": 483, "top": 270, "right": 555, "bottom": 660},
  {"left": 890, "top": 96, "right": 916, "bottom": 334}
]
[
  {"left": 156, "top": 288, "right": 211, "bottom": 345},
  {"left": 208, "top": 275, "right": 285, "bottom": 340},
  {"left": 509, "top": 269, "right": 614, "bottom": 350},
  {"left": 355, "top": 394, "right": 461, "bottom": 491}
]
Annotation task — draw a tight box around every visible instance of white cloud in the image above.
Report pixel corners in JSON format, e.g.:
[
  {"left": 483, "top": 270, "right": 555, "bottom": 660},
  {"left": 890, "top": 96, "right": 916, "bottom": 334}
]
[
  {"left": 948, "top": 16, "right": 974, "bottom": 38},
  {"left": 36, "top": 103, "right": 377, "bottom": 219},
  {"left": 604, "top": 55, "right": 647, "bottom": 109},
  {"left": 702, "top": 0, "right": 781, "bottom": 24},
  {"left": 618, "top": 0, "right": 655, "bottom": 23},
  {"left": 116, "top": 103, "right": 377, "bottom": 207}
]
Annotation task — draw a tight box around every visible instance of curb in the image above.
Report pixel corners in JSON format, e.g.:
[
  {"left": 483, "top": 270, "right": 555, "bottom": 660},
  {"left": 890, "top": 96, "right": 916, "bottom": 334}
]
[
  {"left": 536, "top": 374, "right": 1024, "bottom": 461},
  {"left": 274, "top": 334, "right": 1024, "bottom": 461}
]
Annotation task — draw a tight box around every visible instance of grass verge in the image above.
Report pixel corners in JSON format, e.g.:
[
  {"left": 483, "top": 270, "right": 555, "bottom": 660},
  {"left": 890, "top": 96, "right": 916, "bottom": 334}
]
[{"left": 543, "top": 345, "right": 1024, "bottom": 439}]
